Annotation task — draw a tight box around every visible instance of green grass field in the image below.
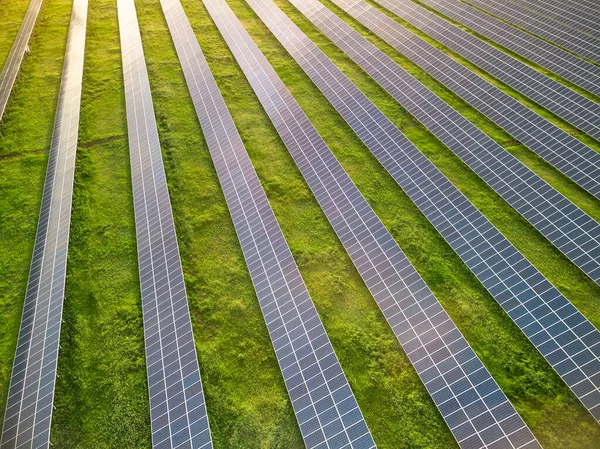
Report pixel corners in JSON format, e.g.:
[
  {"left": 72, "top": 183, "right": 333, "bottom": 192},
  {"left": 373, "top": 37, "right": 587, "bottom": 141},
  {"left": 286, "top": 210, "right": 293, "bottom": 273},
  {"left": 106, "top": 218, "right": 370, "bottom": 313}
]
[{"left": 1, "top": 0, "right": 600, "bottom": 447}]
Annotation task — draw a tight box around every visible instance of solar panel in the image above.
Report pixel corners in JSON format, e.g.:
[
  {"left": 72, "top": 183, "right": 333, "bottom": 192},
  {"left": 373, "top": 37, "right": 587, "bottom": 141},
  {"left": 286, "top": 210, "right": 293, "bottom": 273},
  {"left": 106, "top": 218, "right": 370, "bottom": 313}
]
[
  {"left": 116, "top": 0, "right": 212, "bottom": 448},
  {"left": 157, "top": 1, "right": 376, "bottom": 448},
  {"left": 415, "top": 0, "right": 600, "bottom": 97},
  {"left": 509, "top": 0, "right": 600, "bottom": 38},
  {"left": 202, "top": 0, "right": 542, "bottom": 447},
  {"left": 545, "top": 0, "right": 600, "bottom": 19},
  {"left": 533, "top": 0, "right": 599, "bottom": 20},
  {"left": 560, "top": 0, "right": 600, "bottom": 12},
  {"left": 369, "top": 0, "right": 600, "bottom": 144},
  {"left": 242, "top": 0, "right": 600, "bottom": 425},
  {"left": 0, "top": 0, "right": 87, "bottom": 447},
  {"left": 464, "top": 0, "right": 600, "bottom": 63},
  {"left": 286, "top": 0, "right": 600, "bottom": 285},
  {"left": 327, "top": 0, "right": 600, "bottom": 209},
  {"left": 0, "top": 0, "right": 44, "bottom": 120}
]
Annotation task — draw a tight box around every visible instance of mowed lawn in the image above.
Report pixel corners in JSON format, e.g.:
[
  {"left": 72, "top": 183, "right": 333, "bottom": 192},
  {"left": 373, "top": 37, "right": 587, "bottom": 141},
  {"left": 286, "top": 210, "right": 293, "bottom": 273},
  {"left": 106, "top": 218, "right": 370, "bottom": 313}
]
[{"left": 0, "top": 0, "right": 599, "bottom": 448}]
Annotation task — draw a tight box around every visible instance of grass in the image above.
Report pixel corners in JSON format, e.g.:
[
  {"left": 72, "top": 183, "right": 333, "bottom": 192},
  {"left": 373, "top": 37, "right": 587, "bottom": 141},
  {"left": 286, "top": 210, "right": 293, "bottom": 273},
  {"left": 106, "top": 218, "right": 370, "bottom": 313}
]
[
  {"left": 50, "top": 0, "right": 151, "bottom": 447},
  {"left": 0, "top": 0, "right": 599, "bottom": 447}
]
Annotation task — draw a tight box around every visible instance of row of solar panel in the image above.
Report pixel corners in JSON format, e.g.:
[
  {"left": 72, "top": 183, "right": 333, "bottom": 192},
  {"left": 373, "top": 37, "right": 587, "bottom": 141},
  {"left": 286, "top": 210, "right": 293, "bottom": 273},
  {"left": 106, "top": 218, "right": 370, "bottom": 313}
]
[
  {"left": 464, "top": 0, "right": 600, "bottom": 64},
  {"left": 118, "top": 0, "right": 213, "bottom": 447},
  {"left": 294, "top": 0, "right": 600, "bottom": 286},
  {"left": 1, "top": 0, "right": 599, "bottom": 448},
  {"left": 247, "top": 0, "right": 600, "bottom": 422},
  {"left": 204, "top": 0, "right": 542, "bottom": 446},
  {"left": 371, "top": 0, "right": 600, "bottom": 146}
]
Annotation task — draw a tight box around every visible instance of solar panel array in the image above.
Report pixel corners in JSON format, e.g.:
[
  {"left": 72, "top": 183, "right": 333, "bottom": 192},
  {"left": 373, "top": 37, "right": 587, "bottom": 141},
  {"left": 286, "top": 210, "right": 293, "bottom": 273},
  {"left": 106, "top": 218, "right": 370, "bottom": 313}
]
[
  {"left": 529, "top": 0, "right": 599, "bottom": 20},
  {"left": 464, "top": 0, "right": 600, "bottom": 63},
  {"left": 0, "top": 0, "right": 44, "bottom": 120},
  {"left": 116, "top": 0, "right": 212, "bottom": 448},
  {"left": 415, "top": 0, "right": 600, "bottom": 97},
  {"left": 203, "top": 0, "right": 542, "bottom": 447},
  {"left": 0, "top": 0, "right": 87, "bottom": 447},
  {"left": 0, "top": 0, "right": 597, "bottom": 444},
  {"left": 511, "top": 0, "right": 600, "bottom": 39},
  {"left": 243, "top": 0, "right": 600, "bottom": 424},
  {"left": 558, "top": 0, "right": 600, "bottom": 14},
  {"left": 542, "top": 0, "right": 599, "bottom": 21},
  {"left": 562, "top": 0, "right": 599, "bottom": 10},
  {"left": 157, "top": 1, "right": 375, "bottom": 448},
  {"left": 371, "top": 0, "right": 600, "bottom": 144},
  {"left": 287, "top": 0, "right": 600, "bottom": 285},
  {"left": 327, "top": 0, "right": 600, "bottom": 202}
]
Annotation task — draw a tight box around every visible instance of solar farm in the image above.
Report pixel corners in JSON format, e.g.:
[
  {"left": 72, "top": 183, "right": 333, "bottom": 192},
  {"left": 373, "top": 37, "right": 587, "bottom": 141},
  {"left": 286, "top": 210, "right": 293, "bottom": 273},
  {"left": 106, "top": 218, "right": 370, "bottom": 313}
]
[{"left": 0, "top": 0, "right": 599, "bottom": 448}]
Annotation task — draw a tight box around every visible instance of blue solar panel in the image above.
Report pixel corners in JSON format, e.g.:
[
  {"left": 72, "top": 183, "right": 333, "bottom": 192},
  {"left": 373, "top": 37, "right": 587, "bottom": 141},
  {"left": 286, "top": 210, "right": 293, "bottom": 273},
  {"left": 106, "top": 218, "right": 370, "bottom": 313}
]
[
  {"left": 242, "top": 0, "right": 600, "bottom": 425},
  {"left": 0, "top": 0, "right": 87, "bottom": 447},
  {"left": 327, "top": 0, "right": 600, "bottom": 219},
  {"left": 117, "top": 0, "right": 213, "bottom": 447},
  {"left": 415, "top": 0, "right": 600, "bottom": 97},
  {"left": 544, "top": 0, "right": 600, "bottom": 19},
  {"left": 523, "top": 0, "right": 599, "bottom": 21},
  {"left": 286, "top": 0, "right": 600, "bottom": 287},
  {"left": 464, "top": 0, "right": 600, "bottom": 63},
  {"left": 157, "top": 1, "right": 376, "bottom": 447},
  {"left": 489, "top": 0, "right": 600, "bottom": 39},
  {"left": 202, "top": 0, "right": 541, "bottom": 447},
  {"left": 555, "top": 0, "right": 599, "bottom": 13},
  {"left": 0, "top": 0, "right": 44, "bottom": 120},
  {"left": 370, "top": 0, "right": 600, "bottom": 144}
]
